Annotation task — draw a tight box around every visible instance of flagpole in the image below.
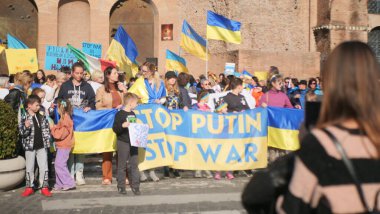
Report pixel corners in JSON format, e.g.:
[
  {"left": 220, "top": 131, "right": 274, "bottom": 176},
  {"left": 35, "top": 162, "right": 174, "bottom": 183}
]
[{"left": 205, "top": 39, "right": 208, "bottom": 77}]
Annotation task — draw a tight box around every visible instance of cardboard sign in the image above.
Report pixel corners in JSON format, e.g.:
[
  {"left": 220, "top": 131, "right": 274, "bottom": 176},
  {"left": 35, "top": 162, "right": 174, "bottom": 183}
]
[
  {"left": 6, "top": 49, "right": 38, "bottom": 74},
  {"left": 224, "top": 63, "right": 235, "bottom": 76},
  {"left": 129, "top": 123, "right": 149, "bottom": 148},
  {"left": 82, "top": 42, "right": 102, "bottom": 58},
  {"left": 45, "top": 45, "right": 77, "bottom": 70}
]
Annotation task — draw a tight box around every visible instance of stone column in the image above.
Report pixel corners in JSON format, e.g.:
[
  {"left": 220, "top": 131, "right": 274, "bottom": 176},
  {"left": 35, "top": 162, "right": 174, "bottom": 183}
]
[
  {"left": 35, "top": 0, "right": 59, "bottom": 70},
  {"left": 89, "top": 0, "right": 117, "bottom": 58}
]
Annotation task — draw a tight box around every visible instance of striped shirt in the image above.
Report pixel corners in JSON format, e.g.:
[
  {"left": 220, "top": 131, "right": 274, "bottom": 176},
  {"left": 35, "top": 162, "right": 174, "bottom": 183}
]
[{"left": 278, "top": 126, "right": 380, "bottom": 214}]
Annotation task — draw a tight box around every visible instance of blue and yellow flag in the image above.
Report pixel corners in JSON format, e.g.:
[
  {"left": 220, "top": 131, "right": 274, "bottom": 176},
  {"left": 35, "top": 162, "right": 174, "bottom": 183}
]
[
  {"left": 180, "top": 20, "right": 209, "bottom": 61},
  {"left": 166, "top": 50, "right": 188, "bottom": 73},
  {"left": 242, "top": 70, "right": 253, "bottom": 78},
  {"left": 107, "top": 25, "right": 139, "bottom": 79},
  {"left": 206, "top": 11, "right": 241, "bottom": 44},
  {"left": 72, "top": 108, "right": 117, "bottom": 154},
  {"left": 267, "top": 107, "right": 304, "bottom": 151},
  {"left": 128, "top": 77, "right": 149, "bottom": 104},
  {"left": 7, "top": 34, "right": 29, "bottom": 49}
]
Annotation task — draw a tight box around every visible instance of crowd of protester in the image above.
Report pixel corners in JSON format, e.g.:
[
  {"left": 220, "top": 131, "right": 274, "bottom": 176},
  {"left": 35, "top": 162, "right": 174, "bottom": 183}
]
[{"left": 0, "top": 56, "right": 323, "bottom": 197}]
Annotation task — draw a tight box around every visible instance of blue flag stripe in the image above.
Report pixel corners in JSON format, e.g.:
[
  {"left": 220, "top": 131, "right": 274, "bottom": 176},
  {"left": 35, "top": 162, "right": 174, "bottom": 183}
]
[
  {"left": 113, "top": 25, "right": 138, "bottom": 63},
  {"left": 207, "top": 11, "right": 241, "bottom": 32},
  {"left": 166, "top": 50, "right": 187, "bottom": 66},
  {"left": 267, "top": 107, "right": 304, "bottom": 130},
  {"left": 73, "top": 108, "right": 117, "bottom": 132},
  {"left": 182, "top": 20, "right": 207, "bottom": 47}
]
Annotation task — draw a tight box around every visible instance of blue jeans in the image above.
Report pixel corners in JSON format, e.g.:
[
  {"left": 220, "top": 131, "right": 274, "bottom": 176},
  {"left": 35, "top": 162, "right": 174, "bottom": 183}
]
[{"left": 68, "top": 153, "right": 85, "bottom": 176}]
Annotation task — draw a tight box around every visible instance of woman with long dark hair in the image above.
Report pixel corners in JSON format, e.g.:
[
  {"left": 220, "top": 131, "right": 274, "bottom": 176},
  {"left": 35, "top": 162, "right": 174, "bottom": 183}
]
[
  {"left": 34, "top": 69, "right": 46, "bottom": 84},
  {"left": 277, "top": 41, "right": 380, "bottom": 213},
  {"left": 96, "top": 67, "right": 126, "bottom": 185}
]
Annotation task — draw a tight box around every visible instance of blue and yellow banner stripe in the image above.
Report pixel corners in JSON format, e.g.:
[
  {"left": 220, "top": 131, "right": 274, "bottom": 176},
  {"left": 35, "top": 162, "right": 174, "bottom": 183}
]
[
  {"left": 267, "top": 107, "right": 304, "bottom": 151},
  {"left": 71, "top": 105, "right": 305, "bottom": 169},
  {"left": 73, "top": 108, "right": 117, "bottom": 154}
]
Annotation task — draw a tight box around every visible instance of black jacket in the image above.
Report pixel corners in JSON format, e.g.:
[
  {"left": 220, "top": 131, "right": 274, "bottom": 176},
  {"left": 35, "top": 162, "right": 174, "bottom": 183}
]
[
  {"left": 112, "top": 110, "right": 136, "bottom": 143},
  {"left": 179, "top": 87, "right": 192, "bottom": 109},
  {"left": 56, "top": 79, "right": 96, "bottom": 109},
  {"left": 4, "top": 87, "right": 27, "bottom": 112}
]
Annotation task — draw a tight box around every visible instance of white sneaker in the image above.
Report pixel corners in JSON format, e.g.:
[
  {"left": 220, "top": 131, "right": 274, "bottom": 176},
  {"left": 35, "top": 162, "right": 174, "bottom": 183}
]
[
  {"left": 140, "top": 171, "right": 148, "bottom": 182},
  {"left": 194, "top": 170, "right": 202, "bottom": 178},
  {"left": 75, "top": 171, "right": 86, "bottom": 186},
  {"left": 149, "top": 170, "right": 160, "bottom": 182},
  {"left": 204, "top": 170, "right": 213, "bottom": 179}
]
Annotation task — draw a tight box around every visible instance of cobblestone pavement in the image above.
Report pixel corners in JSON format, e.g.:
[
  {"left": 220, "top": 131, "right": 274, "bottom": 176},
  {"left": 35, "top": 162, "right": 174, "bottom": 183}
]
[{"left": 0, "top": 155, "right": 251, "bottom": 214}]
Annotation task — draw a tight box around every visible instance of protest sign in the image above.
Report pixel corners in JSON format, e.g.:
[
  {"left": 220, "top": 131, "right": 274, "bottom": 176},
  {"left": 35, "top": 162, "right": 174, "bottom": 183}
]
[
  {"left": 82, "top": 42, "right": 102, "bottom": 58},
  {"left": 224, "top": 63, "right": 235, "bottom": 76},
  {"left": 6, "top": 49, "right": 38, "bottom": 74},
  {"left": 45, "top": 45, "right": 77, "bottom": 70},
  {"left": 129, "top": 123, "right": 149, "bottom": 148}
]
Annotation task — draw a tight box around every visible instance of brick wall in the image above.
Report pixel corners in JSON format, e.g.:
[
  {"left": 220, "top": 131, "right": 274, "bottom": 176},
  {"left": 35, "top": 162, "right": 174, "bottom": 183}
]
[{"left": 58, "top": 0, "right": 90, "bottom": 47}]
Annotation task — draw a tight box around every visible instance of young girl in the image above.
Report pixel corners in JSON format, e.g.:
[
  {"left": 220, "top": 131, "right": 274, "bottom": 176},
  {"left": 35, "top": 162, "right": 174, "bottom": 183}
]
[
  {"left": 214, "top": 102, "right": 234, "bottom": 180},
  {"left": 51, "top": 99, "right": 76, "bottom": 191},
  {"left": 194, "top": 91, "right": 213, "bottom": 179}
]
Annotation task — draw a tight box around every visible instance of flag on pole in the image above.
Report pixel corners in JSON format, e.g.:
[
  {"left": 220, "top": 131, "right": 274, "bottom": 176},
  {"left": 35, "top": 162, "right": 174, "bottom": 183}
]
[
  {"left": 7, "top": 34, "right": 29, "bottom": 49},
  {"left": 166, "top": 50, "right": 188, "bottom": 73},
  {"left": 180, "top": 20, "right": 209, "bottom": 61},
  {"left": 206, "top": 11, "right": 242, "bottom": 44},
  {"left": 106, "top": 25, "right": 139, "bottom": 79},
  {"left": 67, "top": 44, "right": 116, "bottom": 74}
]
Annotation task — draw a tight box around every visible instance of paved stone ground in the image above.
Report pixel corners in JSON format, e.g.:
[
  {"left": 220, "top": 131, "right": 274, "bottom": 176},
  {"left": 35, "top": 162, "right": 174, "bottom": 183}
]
[{"left": 0, "top": 155, "right": 251, "bottom": 214}]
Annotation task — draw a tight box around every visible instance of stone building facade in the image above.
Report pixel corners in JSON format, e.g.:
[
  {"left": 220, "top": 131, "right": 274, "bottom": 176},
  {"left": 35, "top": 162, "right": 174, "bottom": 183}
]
[{"left": 1, "top": 0, "right": 380, "bottom": 79}]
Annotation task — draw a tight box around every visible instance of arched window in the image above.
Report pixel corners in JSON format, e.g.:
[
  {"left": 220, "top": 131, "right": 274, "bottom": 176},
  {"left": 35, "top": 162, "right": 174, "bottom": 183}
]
[
  {"left": 368, "top": 0, "right": 380, "bottom": 14},
  {"left": 368, "top": 27, "right": 380, "bottom": 63}
]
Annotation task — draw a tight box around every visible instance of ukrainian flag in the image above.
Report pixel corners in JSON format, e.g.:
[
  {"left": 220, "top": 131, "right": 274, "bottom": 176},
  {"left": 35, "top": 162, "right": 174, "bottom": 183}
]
[
  {"left": 128, "top": 77, "right": 149, "bottom": 104},
  {"left": 267, "top": 107, "right": 304, "bottom": 151},
  {"left": 242, "top": 70, "right": 253, "bottom": 78},
  {"left": 107, "top": 25, "right": 139, "bottom": 80},
  {"left": 7, "top": 34, "right": 28, "bottom": 49},
  {"left": 180, "top": 20, "right": 209, "bottom": 61},
  {"left": 206, "top": 11, "right": 241, "bottom": 44},
  {"left": 166, "top": 50, "right": 188, "bottom": 73},
  {"left": 72, "top": 108, "right": 117, "bottom": 154}
]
